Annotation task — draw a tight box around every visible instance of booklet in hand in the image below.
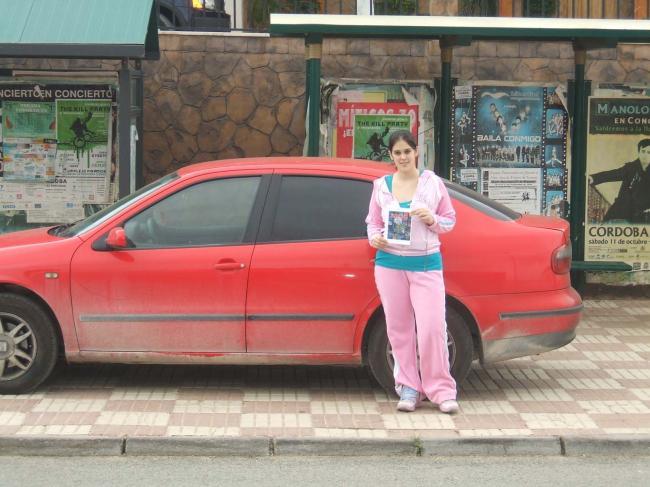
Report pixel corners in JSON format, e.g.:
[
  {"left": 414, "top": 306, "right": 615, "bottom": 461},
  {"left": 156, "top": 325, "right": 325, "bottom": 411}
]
[{"left": 385, "top": 207, "right": 412, "bottom": 245}]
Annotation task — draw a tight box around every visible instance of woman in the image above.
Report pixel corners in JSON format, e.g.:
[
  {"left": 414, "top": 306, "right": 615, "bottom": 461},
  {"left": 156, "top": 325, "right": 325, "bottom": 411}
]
[{"left": 365, "top": 130, "right": 459, "bottom": 414}]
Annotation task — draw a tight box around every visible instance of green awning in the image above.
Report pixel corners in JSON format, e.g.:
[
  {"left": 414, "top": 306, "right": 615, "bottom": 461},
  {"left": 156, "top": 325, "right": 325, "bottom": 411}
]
[
  {"left": 0, "top": 0, "right": 159, "bottom": 59},
  {"left": 270, "top": 14, "right": 650, "bottom": 46}
]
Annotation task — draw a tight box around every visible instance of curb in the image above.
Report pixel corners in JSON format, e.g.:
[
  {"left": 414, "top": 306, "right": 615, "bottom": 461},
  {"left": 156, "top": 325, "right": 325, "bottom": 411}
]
[
  {"left": 125, "top": 436, "right": 271, "bottom": 457},
  {"left": 562, "top": 435, "right": 650, "bottom": 456},
  {"left": 274, "top": 438, "right": 416, "bottom": 456},
  {"left": 1, "top": 435, "right": 650, "bottom": 457},
  {"left": 0, "top": 436, "right": 124, "bottom": 456},
  {"left": 420, "top": 436, "right": 562, "bottom": 456}
]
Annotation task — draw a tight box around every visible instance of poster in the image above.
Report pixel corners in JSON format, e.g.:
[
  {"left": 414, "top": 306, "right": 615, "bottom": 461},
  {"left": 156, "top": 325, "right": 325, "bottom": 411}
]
[
  {"left": 335, "top": 102, "right": 418, "bottom": 160},
  {"left": 2, "top": 101, "right": 56, "bottom": 139},
  {"left": 321, "top": 80, "right": 434, "bottom": 168},
  {"left": 585, "top": 96, "right": 650, "bottom": 269},
  {"left": 1, "top": 101, "right": 57, "bottom": 181},
  {"left": 480, "top": 168, "right": 542, "bottom": 214},
  {"left": 56, "top": 100, "right": 111, "bottom": 173},
  {"left": 0, "top": 108, "right": 3, "bottom": 177},
  {"left": 352, "top": 113, "right": 412, "bottom": 162},
  {"left": 451, "top": 83, "right": 569, "bottom": 217},
  {"left": 0, "top": 83, "right": 116, "bottom": 226},
  {"left": 2, "top": 140, "right": 57, "bottom": 181}
]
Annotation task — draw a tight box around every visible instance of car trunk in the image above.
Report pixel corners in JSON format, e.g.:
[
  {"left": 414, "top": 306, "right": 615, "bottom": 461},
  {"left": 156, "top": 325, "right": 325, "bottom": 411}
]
[
  {"left": 517, "top": 214, "right": 570, "bottom": 242},
  {"left": 511, "top": 214, "right": 572, "bottom": 292}
]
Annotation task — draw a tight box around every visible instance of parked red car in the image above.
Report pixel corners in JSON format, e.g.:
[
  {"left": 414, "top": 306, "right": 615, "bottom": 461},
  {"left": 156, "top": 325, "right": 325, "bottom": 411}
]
[{"left": 0, "top": 158, "right": 582, "bottom": 394}]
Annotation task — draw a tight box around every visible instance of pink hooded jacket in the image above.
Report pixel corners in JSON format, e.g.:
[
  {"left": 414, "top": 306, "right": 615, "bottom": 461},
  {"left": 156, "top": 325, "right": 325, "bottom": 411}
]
[{"left": 365, "top": 170, "right": 456, "bottom": 256}]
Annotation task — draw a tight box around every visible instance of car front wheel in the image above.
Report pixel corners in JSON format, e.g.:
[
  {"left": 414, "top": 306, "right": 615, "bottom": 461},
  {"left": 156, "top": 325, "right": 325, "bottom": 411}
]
[
  {"left": 366, "top": 307, "right": 474, "bottom": 396},
  {"left": 0, "top": 293, "right": 58, "bottom": 394}
]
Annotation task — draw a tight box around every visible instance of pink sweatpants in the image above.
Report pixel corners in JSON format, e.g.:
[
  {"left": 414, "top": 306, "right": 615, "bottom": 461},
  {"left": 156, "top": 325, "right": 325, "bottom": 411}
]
[{"left": 374, "top": 266, "right": 457, "bottom": 404}]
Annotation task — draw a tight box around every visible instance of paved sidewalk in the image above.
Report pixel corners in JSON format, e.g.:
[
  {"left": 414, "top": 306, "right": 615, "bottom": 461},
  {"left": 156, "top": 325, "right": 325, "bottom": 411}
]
[{"left": 1, "top": 299, "right": 650, "bottom": 441}]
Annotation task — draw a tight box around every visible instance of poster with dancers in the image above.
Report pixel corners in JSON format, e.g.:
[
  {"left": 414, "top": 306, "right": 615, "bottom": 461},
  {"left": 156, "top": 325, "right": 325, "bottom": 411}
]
[{"left": 450, "top": 83, "right": 569, "bottom": 218}]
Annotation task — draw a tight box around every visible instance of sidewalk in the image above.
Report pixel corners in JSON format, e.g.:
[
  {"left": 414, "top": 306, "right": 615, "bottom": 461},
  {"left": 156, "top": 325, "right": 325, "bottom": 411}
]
[{"left": 1, "top": 299, "right": 650, "bottom": 453}]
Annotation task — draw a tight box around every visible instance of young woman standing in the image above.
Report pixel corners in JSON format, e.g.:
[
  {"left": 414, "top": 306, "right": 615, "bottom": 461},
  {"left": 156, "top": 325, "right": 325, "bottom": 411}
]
[{"left": 365, "top": 130, "right": 459, "bottom": 414}]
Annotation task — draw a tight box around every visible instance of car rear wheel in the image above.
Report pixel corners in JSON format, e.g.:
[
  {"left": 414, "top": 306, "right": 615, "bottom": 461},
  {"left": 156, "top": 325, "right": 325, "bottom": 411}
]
[
  {"left": 366, "top": 307, "right": 474, "bottom": 396},
  {"left": 0, "top": 293, "right": 58, "bottom": 394}
]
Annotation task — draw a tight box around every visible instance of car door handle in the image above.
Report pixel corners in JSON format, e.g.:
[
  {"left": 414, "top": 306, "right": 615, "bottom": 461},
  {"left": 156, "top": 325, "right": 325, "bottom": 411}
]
[{"left": 214, "top": 262, "right": 246, "bottom": 271}]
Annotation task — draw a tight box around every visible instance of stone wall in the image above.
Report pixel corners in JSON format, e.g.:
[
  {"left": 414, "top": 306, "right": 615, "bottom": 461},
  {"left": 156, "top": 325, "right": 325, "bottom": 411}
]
[
  {"left": 147, "top": 35, "right": 569, "bottom": 184},
  {"left": 2, "top": 34, "right": 650, "bottom": 184},
  {"left": 452, "top": 42, "right": 650, "bottom": 83},
  {"left": 143, "top": 33, "right": 439, "bottom": 183},
  {"left": 143, "top": 34, "right": 307, "bottom": 182}
]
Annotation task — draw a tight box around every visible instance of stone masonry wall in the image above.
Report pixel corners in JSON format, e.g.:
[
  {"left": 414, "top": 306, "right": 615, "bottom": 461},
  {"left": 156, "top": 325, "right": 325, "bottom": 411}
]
[
  {"left": 142, "top": 34, "right": 440, "bottom": 183},
  {"left": 2, "top": 34, "right": 650, "bottom": 184},
  {"left": 145, "top": 34, "right": 650, "bottom": 182},
  {"left": 143, "top": 34, "right": 306, "bottom": 182}
]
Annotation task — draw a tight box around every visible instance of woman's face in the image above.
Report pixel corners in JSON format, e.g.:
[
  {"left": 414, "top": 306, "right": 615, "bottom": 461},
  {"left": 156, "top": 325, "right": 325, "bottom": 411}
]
[{"left": 390, "top": 139, "right": 418, "bottom": 173}]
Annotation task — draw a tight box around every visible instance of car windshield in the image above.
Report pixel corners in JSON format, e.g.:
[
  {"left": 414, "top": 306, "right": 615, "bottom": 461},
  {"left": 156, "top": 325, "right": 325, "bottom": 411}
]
[
  {"left": 51, "top": 173, "right": 179, "bottom": 238},
  {"left": 445, "top": 180, "right": 521, "bottom": 221}
]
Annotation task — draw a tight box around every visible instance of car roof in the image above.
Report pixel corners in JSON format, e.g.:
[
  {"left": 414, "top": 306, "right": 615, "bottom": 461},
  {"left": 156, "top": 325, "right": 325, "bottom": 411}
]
[{"left": 176, "top": 157, "right": 392, "bottom": 178}]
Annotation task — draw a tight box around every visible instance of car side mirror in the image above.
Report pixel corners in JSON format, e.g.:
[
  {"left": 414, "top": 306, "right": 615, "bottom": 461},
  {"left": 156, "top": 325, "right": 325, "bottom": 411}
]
[{"left": 105, "top": 227, "right": 128, "bottom": 249}]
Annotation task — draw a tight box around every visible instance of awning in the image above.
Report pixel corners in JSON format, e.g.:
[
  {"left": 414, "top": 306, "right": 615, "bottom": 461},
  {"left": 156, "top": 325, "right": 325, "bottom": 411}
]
[
  {"left": 0, "top": 0, "right": 159, "bottom": 59},
  {"left": 270, "top": 14, "right": 650, "bottom": 46}
]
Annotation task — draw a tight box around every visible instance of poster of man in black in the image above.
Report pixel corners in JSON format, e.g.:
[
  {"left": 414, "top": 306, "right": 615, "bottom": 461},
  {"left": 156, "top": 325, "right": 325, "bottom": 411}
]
[
  {"left": 585, "top": 96, "right": 650, "bottom": 269},
  {"left": 589, "top": 139, "right": 650, "bottom": 223}
]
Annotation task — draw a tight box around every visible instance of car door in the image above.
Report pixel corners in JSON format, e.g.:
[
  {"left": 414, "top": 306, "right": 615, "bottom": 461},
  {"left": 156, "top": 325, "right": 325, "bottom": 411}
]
[
  {"left": 245, "top": 171, "right": 377, "bottom": 353},
  {"left": 70, "top": 172, "right": 269, "bottom": 353}
]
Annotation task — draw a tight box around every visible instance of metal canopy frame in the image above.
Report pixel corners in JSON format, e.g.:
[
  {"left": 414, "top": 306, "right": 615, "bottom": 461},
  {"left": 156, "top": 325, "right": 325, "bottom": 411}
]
[
  {"left": 271, "top": 14, "right": 650, "bottom": 43},
  {"left": 0, "top": 0, "right": 160, "bottom": 60},
  {"left": 4, "top": 44, "right": 157, "bottom": 60},
  {"left": 270, "top": 13, "right": 650, "bottom": 284},
  {"left": 0, "top": 0, "right": 159, "bottom": 199}
]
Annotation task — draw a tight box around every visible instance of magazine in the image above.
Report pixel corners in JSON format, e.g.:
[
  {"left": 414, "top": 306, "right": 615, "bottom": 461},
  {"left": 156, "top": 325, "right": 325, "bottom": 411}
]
[{"left": 384, "top": 207, "right": 412, "bottom": 245}]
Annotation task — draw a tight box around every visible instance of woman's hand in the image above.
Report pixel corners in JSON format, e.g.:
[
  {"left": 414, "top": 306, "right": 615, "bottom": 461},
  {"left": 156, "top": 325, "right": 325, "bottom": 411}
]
[
  {"left": 410, "top": 208, "right": 435, "bottom": 226},
  {"left": 370, "top": 234, "right": 389, "bottom": 249}
]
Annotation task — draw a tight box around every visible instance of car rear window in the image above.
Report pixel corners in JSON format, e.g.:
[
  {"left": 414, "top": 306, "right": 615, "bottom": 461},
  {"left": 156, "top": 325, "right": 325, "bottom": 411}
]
[
  {"left": 269, "top": 176, "right": 373, "bottom": 242},
  {"left": 445, "top": 180, "right": 520, "bottom": 221}
]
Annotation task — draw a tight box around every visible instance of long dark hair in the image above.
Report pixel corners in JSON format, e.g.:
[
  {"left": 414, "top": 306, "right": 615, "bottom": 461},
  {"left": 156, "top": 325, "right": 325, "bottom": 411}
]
[{"left": 388, "top": 130, "right": 417, "bottom": 152}]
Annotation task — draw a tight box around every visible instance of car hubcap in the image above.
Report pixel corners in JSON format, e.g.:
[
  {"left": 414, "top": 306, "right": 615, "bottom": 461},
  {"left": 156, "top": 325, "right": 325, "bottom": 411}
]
[
  {"left": 0, "top": 313, "right": 37, "bottom": 381},
  {"left": 386, "top": 334, "right": 456, "bottom": 375}
]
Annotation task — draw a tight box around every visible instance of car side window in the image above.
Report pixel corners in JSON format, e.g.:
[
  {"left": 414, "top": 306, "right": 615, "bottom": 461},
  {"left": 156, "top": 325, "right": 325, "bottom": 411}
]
[
  {"left": 270, "top": 176, "right": 372, "bottom": 242},
  {"left": 124, "top": 176, "right": 261, "bottom": 248}
]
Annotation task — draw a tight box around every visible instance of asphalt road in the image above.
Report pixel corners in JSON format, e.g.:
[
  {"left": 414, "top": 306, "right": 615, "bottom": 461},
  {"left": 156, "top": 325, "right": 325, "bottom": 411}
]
[{"left": 1, "top": 455, "right": 648, "bottom": 486}]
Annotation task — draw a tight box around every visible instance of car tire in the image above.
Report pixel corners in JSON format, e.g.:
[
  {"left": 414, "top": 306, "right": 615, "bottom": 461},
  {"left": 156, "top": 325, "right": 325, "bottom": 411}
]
[
  {"left": 366, "top": 306, "right": 474, "bottom": 396},
  {"left": 0, "top": 293, "right": 59, "bottom": 394}
]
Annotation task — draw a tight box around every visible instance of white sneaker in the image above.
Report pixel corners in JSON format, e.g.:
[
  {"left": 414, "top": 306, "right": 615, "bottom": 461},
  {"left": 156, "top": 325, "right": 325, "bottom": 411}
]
[
  {"left": 397, "top": 386, "right": 421, "bottom": 412},
  {"left": 438, "top": 399, "right": 459, "bottom": 414}
]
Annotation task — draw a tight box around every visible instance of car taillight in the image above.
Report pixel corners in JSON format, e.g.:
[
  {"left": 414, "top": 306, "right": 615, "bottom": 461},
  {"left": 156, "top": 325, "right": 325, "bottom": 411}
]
[{"left": 552, "top": 242, "right": 572, "bottom": 274}]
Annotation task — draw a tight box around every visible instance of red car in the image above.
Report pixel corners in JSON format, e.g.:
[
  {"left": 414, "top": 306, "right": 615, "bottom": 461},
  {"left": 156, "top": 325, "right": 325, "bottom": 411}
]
[{"left": 0, "top": 158, "right": 582, "bottom": 394}]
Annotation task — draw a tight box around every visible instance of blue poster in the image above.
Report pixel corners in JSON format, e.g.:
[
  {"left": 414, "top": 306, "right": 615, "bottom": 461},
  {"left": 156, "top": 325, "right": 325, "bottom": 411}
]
[
  {"left": 450, "top": 84, "right": 569, "bottom": 218},
  {"left": 475, "top": 86, "right": 544, "bottom": 167}
]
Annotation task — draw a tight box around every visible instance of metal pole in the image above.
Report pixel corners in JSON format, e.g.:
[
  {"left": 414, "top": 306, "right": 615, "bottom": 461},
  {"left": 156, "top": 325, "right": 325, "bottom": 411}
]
[
  {"left": 305, "top": 47, "right": 310, "bottom": 112},
  {"left": 134, "top": 59, "right": 144, "bottom": 190},
  {"left": 570, "top": 46, "right": 588, "bottom": 291},
  {"left": 438, "top": 45, "right": 453, "bottom": 178},
  {"left": 305, "top": 38, "right": 322, "bottom": 157},
  {"left": 118, "top": 59, "right": 132, "bottom": 198}
]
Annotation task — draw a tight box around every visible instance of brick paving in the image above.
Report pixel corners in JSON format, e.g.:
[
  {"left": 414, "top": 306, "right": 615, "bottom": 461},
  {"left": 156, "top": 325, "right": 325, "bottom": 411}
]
[{"left": 1, "top": 299, "right": 650, "bottom": 439}]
